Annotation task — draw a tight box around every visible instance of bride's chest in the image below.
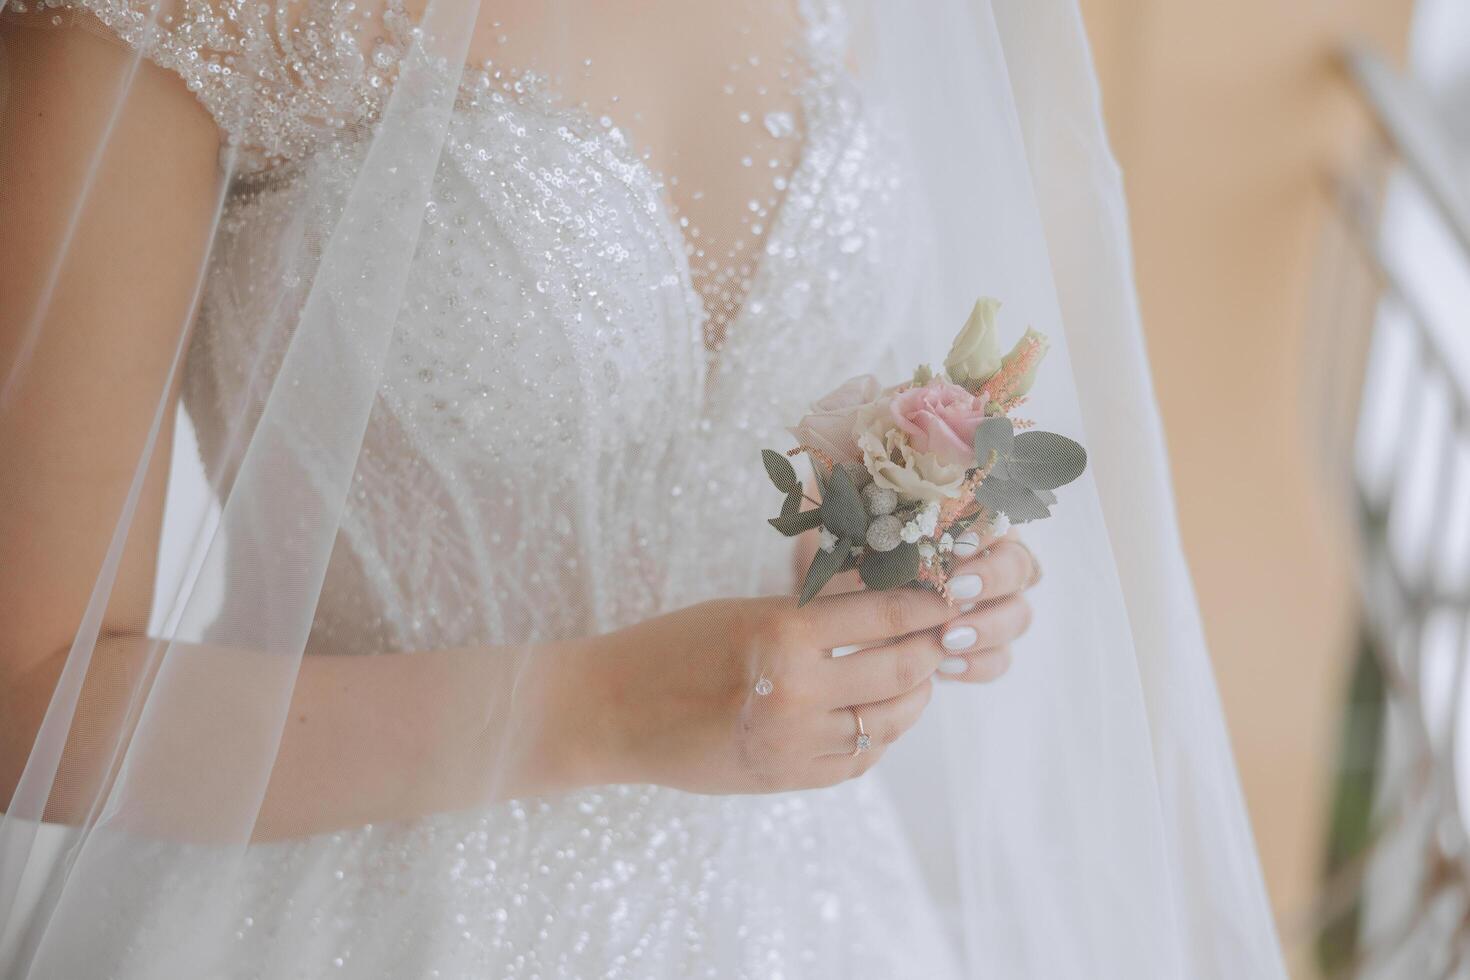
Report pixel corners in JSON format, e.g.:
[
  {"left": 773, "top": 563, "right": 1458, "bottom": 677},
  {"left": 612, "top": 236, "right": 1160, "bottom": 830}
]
[
  {"left": 372, "top": 72, "right": 915, "bottom": 465},
  {"left": 192, "top": 63, "right": 914, "bottom": 495}
]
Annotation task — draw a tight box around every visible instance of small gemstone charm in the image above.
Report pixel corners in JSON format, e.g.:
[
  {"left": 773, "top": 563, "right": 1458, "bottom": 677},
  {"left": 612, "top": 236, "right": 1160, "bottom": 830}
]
[
  {"left": 754, "top": 676, "right": 774, "bottom": 696},
  {"left": 856, "top": 732, "right": 872, "bottom": 752}
]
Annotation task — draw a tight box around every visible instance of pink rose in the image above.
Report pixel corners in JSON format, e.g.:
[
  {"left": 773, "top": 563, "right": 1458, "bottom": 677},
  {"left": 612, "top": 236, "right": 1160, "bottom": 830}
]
[
  {"left": 787, "top": 374, "right": 883, "bottom": 467},
  {"left": 888, "top": 380, "right": 989, "bottom": 466}
]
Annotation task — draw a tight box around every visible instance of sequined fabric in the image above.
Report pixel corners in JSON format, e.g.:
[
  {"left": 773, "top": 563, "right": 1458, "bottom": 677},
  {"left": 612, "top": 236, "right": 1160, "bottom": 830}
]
[{"left": 25, "top": 0, "right": 962, "bottom": 975}]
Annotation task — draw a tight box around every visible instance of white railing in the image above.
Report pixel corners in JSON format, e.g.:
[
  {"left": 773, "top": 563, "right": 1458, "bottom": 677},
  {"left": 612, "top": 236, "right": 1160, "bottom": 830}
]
[{"left": 1317, "top": 42, "right": 1470, "bottom": 980}]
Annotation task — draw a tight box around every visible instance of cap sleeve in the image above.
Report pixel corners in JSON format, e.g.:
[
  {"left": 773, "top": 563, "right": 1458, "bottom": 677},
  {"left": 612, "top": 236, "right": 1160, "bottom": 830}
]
[{"left": 3, "top": 0, "right": 412, "bottom": 171}]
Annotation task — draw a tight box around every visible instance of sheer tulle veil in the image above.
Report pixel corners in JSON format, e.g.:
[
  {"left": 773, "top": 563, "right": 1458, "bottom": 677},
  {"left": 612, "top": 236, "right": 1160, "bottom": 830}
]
[{"left": 0, "top": 0, "right": 1286, "bottom": 975}]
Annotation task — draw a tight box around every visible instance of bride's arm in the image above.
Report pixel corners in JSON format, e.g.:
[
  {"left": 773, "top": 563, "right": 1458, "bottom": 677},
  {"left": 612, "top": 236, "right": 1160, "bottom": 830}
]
[{"left": 0, "top": 27, "right": 600, "bottom": 836}]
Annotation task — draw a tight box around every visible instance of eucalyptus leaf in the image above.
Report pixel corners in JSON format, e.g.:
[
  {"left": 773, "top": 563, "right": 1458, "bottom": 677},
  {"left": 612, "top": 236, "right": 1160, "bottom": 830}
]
[
  {"left": 820, "top": 465, "right": 869, "bottom": 541},
  {"left": 781, "top": 488, "right": 803, "bottom": 517},
  {"left": 1007, "top": 431, "right": 1088, "bottom": 491},
  {"left": 768, "top": 508, "right": 825, "bottom": 536},
  {"left": 762, "top": 449, "right": 800, "bottom": 494},
  {"left": 974, "top": 475, "right": 1052, "bottom": 523},
  {"left": 798, "top": 537, "right": 850, "bottom": 606},
  {"left": 972, "top": 416, "right": 1014, "bottom": 468},
  {"left": 859, "top": 541, "right": 921, "bottom": 591}
]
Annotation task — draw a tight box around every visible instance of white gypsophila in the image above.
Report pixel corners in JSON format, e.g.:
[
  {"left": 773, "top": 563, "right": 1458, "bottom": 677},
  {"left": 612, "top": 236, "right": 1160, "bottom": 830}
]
[
  {"left": 817, "top": 527, "right": 839, "bottom": 553},
  {"left": 900, "top": 520, "right": 922, "bottom": 544},
  {"left": 938, "top": 532, "right": 954, "bottom": 553},
  {"left": 916, "top": 501, "right": 939, "bottom": 536},
  {"left": 917, "top": 540, "right": 937, "bottom": 560},
  {"left": 991, "top": 512, "right": 1012, "bottom": 537}
]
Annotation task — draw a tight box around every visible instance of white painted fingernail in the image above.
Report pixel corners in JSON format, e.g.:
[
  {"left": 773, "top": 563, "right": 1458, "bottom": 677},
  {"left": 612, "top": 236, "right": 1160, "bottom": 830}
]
[
  {"left": 958, "top": 601, "right": 977, "bottom": 613},
  {"left": 830, "top": 644, "right": 862, "bottom": 658},
  {"left": 949, "top": 574, "right": 983, "bottom": 600},
  {"left": 953, "top": 531, "right": 982, "bottom": 557},
  {"left": 942, "top": 625, "right": 977, "bottom": 650},
  {"left": 938, "top": 656, "right": 968, "bottom": 675}
]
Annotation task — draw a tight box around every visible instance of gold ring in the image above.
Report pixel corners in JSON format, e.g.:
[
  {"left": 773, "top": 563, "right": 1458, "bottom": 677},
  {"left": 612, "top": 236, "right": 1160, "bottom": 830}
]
[
  {"left": 850, "top": 707, "right": 871, "bottom": 756},
  {"left": 1012, "top": 539, "right": 1043, "bottom": 587}
]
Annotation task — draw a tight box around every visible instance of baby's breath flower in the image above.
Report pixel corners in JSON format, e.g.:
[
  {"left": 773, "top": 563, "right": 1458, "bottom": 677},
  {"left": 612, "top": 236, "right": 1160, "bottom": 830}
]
[
  {"left": 817, "top": 527, "right": 839, "bottom": 553},
  {"left": 938, "top": 532, "right": 955, "bottom": 553},
  {"left": 917, "top": 540, "right": 937, "bottom": 561},
  {"left": 916, "top": 501, "right": 940, "bottom": 536},
  {"left": 899, "top": 520, "right": 922, "bottom": 544}
]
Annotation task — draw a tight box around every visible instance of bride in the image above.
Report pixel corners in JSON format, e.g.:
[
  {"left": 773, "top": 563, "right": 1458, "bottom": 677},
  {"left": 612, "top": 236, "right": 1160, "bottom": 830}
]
[{"left": 0, "top": 0, "right": 1286, "bottom": 976}]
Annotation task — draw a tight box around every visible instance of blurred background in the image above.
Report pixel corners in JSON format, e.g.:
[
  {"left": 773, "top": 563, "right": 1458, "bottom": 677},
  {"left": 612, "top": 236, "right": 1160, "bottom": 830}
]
[{"left": 1075, "top": 0, "right": 1470, "bottom": 976}]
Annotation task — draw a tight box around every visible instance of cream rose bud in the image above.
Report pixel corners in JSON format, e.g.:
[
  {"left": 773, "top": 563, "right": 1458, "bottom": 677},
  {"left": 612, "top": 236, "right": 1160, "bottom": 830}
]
[
  {"left": 999, "top": 327, "right": 1051, "bottom": 398},
  {"left": 944, "top": 298, "right": 1003, "bottom": 386}
]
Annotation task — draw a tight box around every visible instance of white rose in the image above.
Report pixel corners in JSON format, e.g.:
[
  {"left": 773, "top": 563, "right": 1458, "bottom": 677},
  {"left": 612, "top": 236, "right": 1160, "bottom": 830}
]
[{"left": 857, "top": 422, "right": 969, "bottom": 506}]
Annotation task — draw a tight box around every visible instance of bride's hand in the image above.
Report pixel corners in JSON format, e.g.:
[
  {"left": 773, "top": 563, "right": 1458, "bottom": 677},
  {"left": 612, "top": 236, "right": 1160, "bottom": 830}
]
[
  {"left": 793, "top": 523, "right": 1040, "bottom": 686},
  {"left": 559, "top": 535, "right": 1039, "bottom": 796}
]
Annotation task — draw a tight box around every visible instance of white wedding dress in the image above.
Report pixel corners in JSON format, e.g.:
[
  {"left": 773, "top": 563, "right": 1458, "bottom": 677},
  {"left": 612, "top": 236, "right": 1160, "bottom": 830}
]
[
  {"left": 2, "top": 0, "right": 1294, "bottom": 975},
  {"left": 17, "top": 0, "right": 962, "bottom": 976}
]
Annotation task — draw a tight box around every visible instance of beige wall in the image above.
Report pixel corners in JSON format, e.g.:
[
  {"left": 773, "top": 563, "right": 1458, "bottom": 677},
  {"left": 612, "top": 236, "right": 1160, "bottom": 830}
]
[{"left": 1075, "top": 1, "right": 1414, "bottom": 973}]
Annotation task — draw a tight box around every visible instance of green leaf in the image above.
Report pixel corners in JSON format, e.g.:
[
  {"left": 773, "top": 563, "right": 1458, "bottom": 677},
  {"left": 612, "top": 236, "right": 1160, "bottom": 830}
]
[
  {"left": 972, "top": 417, "right": 1014, "bottom": 468},
  {"left": 974, "top": 475, "right": 1053, "bottom": 523},
  {"left": 768, "top": 508, "right": 825, "bottom": 536},
  {"left": 1007, "top": 431, "right": 1088, "bottom": 491},
  {"left": 820, "top": 465, "right": 869, "bottom": 541},
  {"left": 762, "top": 449, "right": 800, "bottom": 493},
  {"left": 798, "top": 537, "right": 851, "bottom": 606},
  {"left": 781, "top": 488, "right": 803, "bottom": 517},
  {"left": 859, "top": 541, "right": 921, "bottom": 591}
]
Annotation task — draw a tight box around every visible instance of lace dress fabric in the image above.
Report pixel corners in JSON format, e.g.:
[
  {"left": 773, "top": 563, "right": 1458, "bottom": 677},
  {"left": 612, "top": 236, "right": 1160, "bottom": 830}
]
[{"left": 8, "top": 0, "right": 963, "bottom": 975}]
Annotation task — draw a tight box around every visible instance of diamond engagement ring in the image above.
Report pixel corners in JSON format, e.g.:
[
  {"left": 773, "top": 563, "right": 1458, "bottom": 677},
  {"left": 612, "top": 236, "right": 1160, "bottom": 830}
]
[{"left": 849, "top": 707, "right": 871, "bottom": 756}]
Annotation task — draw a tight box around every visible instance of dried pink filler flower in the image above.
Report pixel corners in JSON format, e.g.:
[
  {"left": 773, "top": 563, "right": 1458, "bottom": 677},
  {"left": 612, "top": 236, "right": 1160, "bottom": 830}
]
[{"left": 980, "top": 333, "right": 1046, "bottom": 410}]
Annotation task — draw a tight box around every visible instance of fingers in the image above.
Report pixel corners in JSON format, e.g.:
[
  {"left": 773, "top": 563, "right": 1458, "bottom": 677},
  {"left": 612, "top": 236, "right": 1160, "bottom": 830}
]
[
  {"left": 801, "top": 581, "right": 958, "bottom": 646},
  {"left": 815, "top": 592, "right": 1030, "bottom": 705},
  {"left": 816, "top": 635, "right": 943, "bottom": 707},
  {"left": 817, "top": 679, "right": 933, "bottom": 758},
  {"left": 943, "top": 536, "right": 1038, "bottom": 608},
  {"left": 937, "top": 594, "right": 1033, "bottom": 651},
  {"left": 871, "top": 594, "right": 1031, "bottom": 687},
  {"left": 801, "top": 536, "right": 1037, "bottom": 646},
  {"left": 935, "top": 646, "right": 1013, "bottom": 684}
]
